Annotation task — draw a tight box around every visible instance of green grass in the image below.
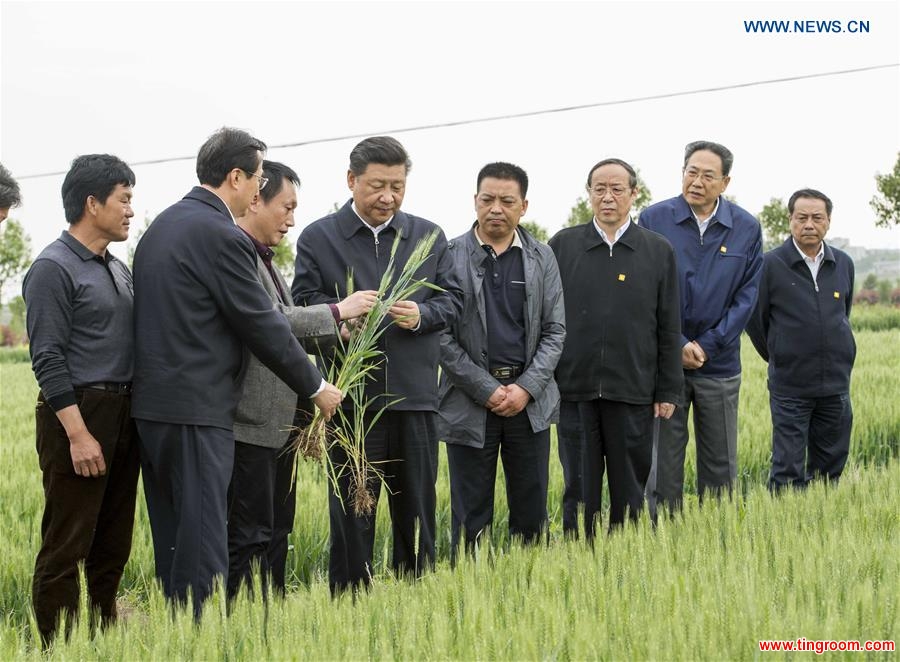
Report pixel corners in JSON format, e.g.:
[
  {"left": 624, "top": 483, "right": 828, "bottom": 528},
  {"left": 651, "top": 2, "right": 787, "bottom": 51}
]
[
  {"left": 0, "top": 330, "right": 897, "bottom": 659},
  {"left": 849, "top": 304, "right": 900, "bottom": 332}
]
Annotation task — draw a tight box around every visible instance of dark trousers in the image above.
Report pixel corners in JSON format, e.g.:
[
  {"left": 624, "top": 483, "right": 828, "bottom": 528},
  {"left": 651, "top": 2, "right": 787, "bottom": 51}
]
[
  {"left": 655, "top": 374, "right": 741, "bottom": 510},
  {"left": 32, "top": 390, "right": 140, "bottom": 645},
  {"left": 769, "top": 392, "right": 852, "bottom": 491},
  {"left": 227, "top": 438, "right": 297, "bottom": 600},
  {"left": 328, "top": 410, "right": 438, "bottom": 595},
  {"left": 557, "top": 400, "right": 586, "bottom": 536},
  {"left": 447, "top": 410, "right": 550, "bottom": 557},
  {"left": 135, "top": 420, "right": 234, "bottom": 617},
  {"left": 578, "top": 399, "right": 653, "bottom": 538}
]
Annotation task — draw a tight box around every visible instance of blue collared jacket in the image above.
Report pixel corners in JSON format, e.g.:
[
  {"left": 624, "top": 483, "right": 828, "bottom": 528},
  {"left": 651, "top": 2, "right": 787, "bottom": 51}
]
[{"left": 639, "top": 195, "right": 763, "bottom": 378}]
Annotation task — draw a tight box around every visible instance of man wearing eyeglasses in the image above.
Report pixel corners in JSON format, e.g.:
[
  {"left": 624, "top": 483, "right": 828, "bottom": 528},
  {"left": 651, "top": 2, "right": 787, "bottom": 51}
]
[
  {"left": 132, "top": 128, "right": 342, "bottom": 617},
  {"left": 639, "top": 140, "right": 763, "bottom": 511},
  {"left": 550, "top": 158, "right": 682, "bottom": 535}
]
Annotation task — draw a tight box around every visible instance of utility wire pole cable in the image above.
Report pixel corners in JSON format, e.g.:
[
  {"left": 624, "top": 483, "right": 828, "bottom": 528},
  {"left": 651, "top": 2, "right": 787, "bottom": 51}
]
[{"left": 16, "top": 63, "right": 899, "bottom": 180}]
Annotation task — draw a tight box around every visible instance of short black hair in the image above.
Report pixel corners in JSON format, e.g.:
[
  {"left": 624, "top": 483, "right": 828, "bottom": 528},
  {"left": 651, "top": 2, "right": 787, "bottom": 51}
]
[
  {"left": 61, "top": 154, "right": 135, "bottom": 224},
  {"left": 260, "top": 160, "right": 300, "bottom": 203},
  {"left": 585, "top": 158, "right": 638, "bottom": 190},
  {"left": 348, "top": 136, "right": 411, "bottom": 176},
  {"left": 0, "top": 163, "right": 22, "bottom": 209},
  {"left": 477, "top": 162, "right": 529, "bottom": 198},
  {"left": 196, "top": 127, "right": 267, "bottom": 187},
  {"left": 684, "top": 140, "right": 734, "bottom": 176},
  {"left": 788, "top": 188, "right": 833, "bottom": 216}
]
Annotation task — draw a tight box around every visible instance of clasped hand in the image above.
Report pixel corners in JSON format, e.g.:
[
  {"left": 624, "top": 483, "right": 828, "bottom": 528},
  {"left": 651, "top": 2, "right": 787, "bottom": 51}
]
[{"left": 486, "top": 383, "right": 530, "bottom": 417}]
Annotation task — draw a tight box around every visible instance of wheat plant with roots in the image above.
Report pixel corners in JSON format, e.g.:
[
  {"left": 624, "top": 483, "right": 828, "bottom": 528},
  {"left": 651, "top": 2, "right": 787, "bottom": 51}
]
[{"left": 293, "top": 230, "right": 443, "bottom": 516}]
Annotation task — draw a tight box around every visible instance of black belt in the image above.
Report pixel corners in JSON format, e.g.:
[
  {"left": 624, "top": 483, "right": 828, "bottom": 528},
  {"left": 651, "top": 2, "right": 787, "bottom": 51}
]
[
  {"left": 489, "top": 365, "right": 522, "bottom": 380},
  {"left": 82, "top": 382, "right": 132, "bottom": 395}
]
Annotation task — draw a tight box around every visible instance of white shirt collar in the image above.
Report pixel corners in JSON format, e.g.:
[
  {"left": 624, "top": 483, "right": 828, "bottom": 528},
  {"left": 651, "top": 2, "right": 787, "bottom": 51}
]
[
  {"left": 792, "top": 239, "right": 825, "bottom": 264},
  {"left": 692, "top": 197, "right": 720, "bottom": 226},
  {"left": 593, "top": 218, "right": 631, "bottom": 247},
  {"left": 352, "top": 202, "right": 394, "bottom": 235}
]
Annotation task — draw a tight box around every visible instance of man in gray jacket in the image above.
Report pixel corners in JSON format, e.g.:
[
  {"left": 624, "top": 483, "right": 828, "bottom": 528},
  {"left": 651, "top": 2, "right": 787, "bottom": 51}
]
[
  {"left": 439, "top": 162, "right": 565, "bottom": 556},
  {"left": 228, "top": 161, "right": 377, "bottom": 599}
]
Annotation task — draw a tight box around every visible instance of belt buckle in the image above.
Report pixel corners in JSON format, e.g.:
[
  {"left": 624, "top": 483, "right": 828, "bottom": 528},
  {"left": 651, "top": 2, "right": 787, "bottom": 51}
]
[{"left": 494, "top": 367, "right": 512, "bottom": 379}]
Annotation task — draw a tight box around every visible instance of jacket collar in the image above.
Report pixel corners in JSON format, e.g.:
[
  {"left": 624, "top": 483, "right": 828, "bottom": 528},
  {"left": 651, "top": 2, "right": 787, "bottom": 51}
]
[
  {"left": 674, "top": 195, "right": 734, "bottom": 229},
  {"left": 185, "top": 186, "right": 235, "bottom": 222},
  {"left": 336, "top": 199, "right": 410, "bottom": 241},
  {"left": 581, "top": 219, "right": 640, "bottom": 252},
  {"left": 781, "top": 236, "right": 836, "bottom": 266}
]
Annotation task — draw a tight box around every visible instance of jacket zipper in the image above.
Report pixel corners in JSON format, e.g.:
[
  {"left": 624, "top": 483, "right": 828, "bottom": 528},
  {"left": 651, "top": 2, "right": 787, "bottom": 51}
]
[{"left": 375, "top": 232, "right": 386, "bottom": 399}]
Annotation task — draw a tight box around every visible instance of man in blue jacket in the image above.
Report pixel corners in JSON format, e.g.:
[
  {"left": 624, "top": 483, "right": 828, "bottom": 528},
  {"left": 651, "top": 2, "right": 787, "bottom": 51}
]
[
  {"left": 746, "top": 189, "right": 855, "bottom": 491},
  {"left": 639, "top": 141, "right": 762, "bottom": 509},
  {"left": 439, "top": 162, "right": 565, "bottom": 557},
  {"left": 133, "top": 128, "right": 342, "bottom": 616}
]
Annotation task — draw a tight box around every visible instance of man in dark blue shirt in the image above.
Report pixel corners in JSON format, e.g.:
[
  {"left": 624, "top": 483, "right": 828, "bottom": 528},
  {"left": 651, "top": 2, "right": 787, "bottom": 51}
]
[
  {"left": 24, "top": 154, "right": 140, "bottom": 645},
  {"left": 747, "top": 189, "right": 855, "bottom": 490},
  {"left": 639, "top": 141, "right": 763, "bottom": 509},
  {"left": 439, "top": 162, "right": 565, "bottom": 557}
]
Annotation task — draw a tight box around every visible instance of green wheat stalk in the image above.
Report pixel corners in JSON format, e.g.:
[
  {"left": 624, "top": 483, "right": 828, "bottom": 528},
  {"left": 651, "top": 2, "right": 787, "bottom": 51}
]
[{"left": 294, "top": 229, "right": 444, "bottom": 515}]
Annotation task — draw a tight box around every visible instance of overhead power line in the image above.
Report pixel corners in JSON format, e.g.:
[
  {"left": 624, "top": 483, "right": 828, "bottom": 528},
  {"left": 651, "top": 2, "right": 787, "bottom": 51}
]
[{"left": 17, "top": 63, "right": 898, "bottom": 180}]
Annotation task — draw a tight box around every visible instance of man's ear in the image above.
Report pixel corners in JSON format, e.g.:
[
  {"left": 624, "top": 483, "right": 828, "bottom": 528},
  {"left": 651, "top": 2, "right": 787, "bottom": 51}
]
[{"left": 229, "top": 168, "right": 244, "bottom": 190}]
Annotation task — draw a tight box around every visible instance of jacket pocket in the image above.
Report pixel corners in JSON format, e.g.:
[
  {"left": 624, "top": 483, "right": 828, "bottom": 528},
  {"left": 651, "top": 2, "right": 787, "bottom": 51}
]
[
  {"left": 437, "top": 386, "right": 483, "bottom": 447},
  {"left": 528, "top": 379, "right": 560, "bottom": 430}
]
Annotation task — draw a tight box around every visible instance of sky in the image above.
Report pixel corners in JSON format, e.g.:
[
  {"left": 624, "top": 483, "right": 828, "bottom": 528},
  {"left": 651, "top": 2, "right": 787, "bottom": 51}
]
[{"left": 1, "top": 0, "right": 898, "bottom": 297}]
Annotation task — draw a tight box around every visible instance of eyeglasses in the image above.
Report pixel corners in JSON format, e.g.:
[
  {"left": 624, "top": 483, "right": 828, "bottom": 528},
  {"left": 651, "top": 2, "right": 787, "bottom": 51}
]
[
  {"left": 243, "top": 170, "right": 269, "bottom": 191},
  {"left": 683, "top": 167, "right": 725, "bottom": 184},
  {"left": 590, "top": 186, "right": 631, "bottom": 198}
]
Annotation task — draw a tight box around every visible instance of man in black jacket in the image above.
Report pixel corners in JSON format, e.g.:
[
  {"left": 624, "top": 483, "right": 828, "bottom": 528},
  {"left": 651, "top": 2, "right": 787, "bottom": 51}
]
[
  {"left": 746, "top": 189, "right": 855, "bottom": 491},
  {"left": 292, "top": 136, "right": 462, "bottom": 594},
  {"left": 132, "top": 128, "right": 342, "bottom": 615},
  {"left": 550, "top": 158, "right": 682, "bottom": 536}
]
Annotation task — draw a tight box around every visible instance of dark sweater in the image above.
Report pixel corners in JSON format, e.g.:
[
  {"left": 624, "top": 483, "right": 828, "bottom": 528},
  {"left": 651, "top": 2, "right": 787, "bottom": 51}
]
[
  {"left": 23, "top": 231, "right": 134, "bottom": 411},
  {"left": 549, "top": 221, "right": 683, "bottom": 405},
  {"left": 132, "top": 187, "right": 322, "bottom": 429},
  {"left": 746, "top": 238, "right": 856, "bottom": 397},
  {"left": 292, "top": 201, "right": 463, "bottom": 411}
]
